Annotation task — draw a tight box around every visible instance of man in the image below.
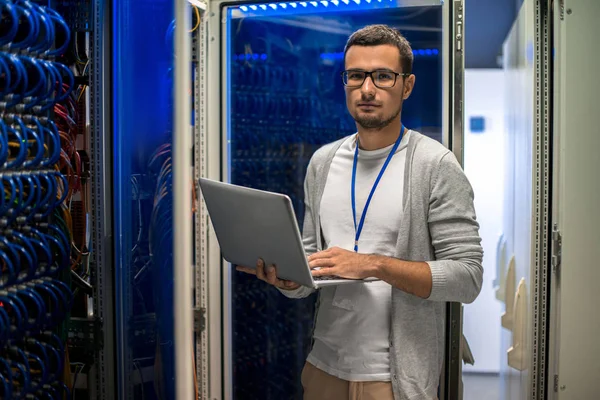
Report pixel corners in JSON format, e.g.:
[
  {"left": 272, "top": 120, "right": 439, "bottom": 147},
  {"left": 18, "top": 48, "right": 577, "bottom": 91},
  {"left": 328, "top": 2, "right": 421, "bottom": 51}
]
[{"left": 237, "top": 24, "right": 483, "bottom": 400}]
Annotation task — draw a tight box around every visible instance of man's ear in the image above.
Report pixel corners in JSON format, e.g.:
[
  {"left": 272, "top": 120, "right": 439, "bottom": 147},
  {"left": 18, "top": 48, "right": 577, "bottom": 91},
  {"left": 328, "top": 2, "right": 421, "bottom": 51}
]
[{"left": 403, "top": 74, "right": 416, "bottom": 100}]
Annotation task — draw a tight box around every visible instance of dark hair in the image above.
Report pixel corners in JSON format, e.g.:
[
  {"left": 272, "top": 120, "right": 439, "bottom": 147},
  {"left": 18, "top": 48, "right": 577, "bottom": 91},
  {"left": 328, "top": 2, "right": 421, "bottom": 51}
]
[{"left": 344, "top": 24, "right": 414, "bottom": 75}]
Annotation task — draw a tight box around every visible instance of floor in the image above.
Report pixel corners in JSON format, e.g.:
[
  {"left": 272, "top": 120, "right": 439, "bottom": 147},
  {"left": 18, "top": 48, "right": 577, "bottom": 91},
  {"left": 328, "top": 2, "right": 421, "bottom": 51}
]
[{"left": 463, "top": 373, "right": 500, "bottom": 400}]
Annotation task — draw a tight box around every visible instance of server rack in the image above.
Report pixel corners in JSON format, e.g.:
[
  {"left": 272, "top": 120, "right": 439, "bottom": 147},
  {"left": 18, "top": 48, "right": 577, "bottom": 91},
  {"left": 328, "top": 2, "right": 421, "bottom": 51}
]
[
  {"left": 199, "top": 0, "right": 466, "bottom": 398},
  {"left": 0, "top": 0, "right": 101, "bottom": 398},
  {"left": 1, "top": 0, "right": 197, "bottom": 398}
]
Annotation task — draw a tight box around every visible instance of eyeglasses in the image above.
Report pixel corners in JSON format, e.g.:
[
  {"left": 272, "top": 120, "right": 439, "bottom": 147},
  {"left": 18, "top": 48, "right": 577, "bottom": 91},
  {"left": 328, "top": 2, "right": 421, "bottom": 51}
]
[{"left": 341, "top": 69, "right": 410, "bottom": 88}]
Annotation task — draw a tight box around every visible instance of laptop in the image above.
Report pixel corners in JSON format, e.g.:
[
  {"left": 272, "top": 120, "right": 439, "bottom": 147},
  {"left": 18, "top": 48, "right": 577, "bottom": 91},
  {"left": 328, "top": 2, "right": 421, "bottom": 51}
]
[{"left": 198, "top": 178, "right": 375, "bottom": 289}]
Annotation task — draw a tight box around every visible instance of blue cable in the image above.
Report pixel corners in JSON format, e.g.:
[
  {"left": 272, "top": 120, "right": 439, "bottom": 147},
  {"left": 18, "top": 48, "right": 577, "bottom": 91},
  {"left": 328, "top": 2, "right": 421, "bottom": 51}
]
[
  {"left": 25, "top": 351, "right": 47, "bottom": 389},
  {"left": 24, "top": 1, "right": 41, "bottom": 47},
  {"left": 50, "top": 278, "right": 73, "bottom": 312},
  {"left": 11, "top": 231, "right": 39, "bottom": 274},
  {"left": 19, "top": 174, "right": 37, "bottom": 214},
  {"left": 37, "top": 173, "right": 55, "bottom": 214},
  {"left": 27, "top": 230, "right": 52, "bottom": 275},
  {"left": 53, "top": 62, "right": 74, "bottom": 102},
  {"left": 39, "top": 172, "right": 58, "bottom": 217},
  {"left": 33, "top": 281, "right": 57, "bottom": 327},
  {"left": 28, "top": 340, "right": 49, "bottom": 374},
  {"left": 37, "top": 119, "right": 59, "bottom": 168},
  {"left": 9, "top": 176, "right": 26, "bottom": 221},
  {"left": 4, "top": 125, "right": 27, "bottom": 169},
  {"left": 0, "top": 175, "right": 5, "bottom": 213},
  {"left": 8, "top": 240, "right": 35, "bottom": 285},
  {"left": 12, "top": 175, "right": 25, "bottom": 216},
  {"left": 21, "top": 56, "right": 47, "bottom": 99},
  {"left": 0, "top": 357, "right": 13, "bottom": 399},
  {"left": 42, "top": 120, "right": 61, "bottom": 165},
  {"left": 45, "top": 7, "right": 70, "bottom": 56},
  {"left": 0, "top": 294, "right": 24, "bottom": 335},
  {"left": 12, "top": 54, "right": 28, "bottom": 95},
  {"left": 0, "top": 240, "right": 18, "bottom": 286},
  {"left": 39, "top": 340, "right": 60, "bottom": 380},
  {"left": 35, "top": 59, "right": 56, "bottom": 106},
  {"left": 0, "top": 371, "right": 10, "bottom": 400},
  {"left": 52, "top": 280, "right": 72, "bottom": 321},
  {"left": 1, "top": 54, "right": 22, "bottom": 96},
  {"left": 29, "top": 4, "right": 54, "bottom": 54},
  {"left": 0, "top": 175, "right": 17, "bottom": 216},
  {"left": 45, "top": 172, "right": 68, "bottom": 217},
  {"left": 0, "top": 1, "right": 19, "bottom": 46},
  {"left": 6, "top": 291, "right": 29, "bottom": 332},
  {"left": 47, "top": 333, "right": 64, "bottom": 371},
  {"left": 0, "top": 120, "right": 9, "bottom": 167},
  {"left": 17, "top": 119, "right": 45, "bottom": 169},
  {"left": 58, "top": 382, "right": 72, "bottom": 399},
  {"left": 10, "top": 360, "right": 29, "bottom": 398},
  {"left": 0, "top": 54, "right": 11, "bottom": 98},
  {"left": 24, "top": 173, "right": 43, "bottom": 219},
  {"left": 42, "top": 280, "right": 67, "bottom": 324},
  {"left": 11, "top": 347, "right": 32, "bottom": 394},
  {"left": 43, "top": 386, "right": 56, "bottom": 399},
  {"left": 35, "top": 60, "right": 61, "bottom": 113},
  {"left": 20, "top": 174, "right": 39, "bottom": 218},
  {"left": 47, "top": 222, "right": 69, "bottom": 266},
  {"left": 41, "top": 233, "right": 65, "bottom": 276},
  {"left": 18, "top": 286, "right": 44, "bottom": 328},
  {"left": 9, "top": 4, "right": 36, "bottom": 50},
  {"left": 20, "top": 174, "right": 37, "bottom": 212},
  {"left": 0, "top": 302, "right": 8, "bottom": 340}
]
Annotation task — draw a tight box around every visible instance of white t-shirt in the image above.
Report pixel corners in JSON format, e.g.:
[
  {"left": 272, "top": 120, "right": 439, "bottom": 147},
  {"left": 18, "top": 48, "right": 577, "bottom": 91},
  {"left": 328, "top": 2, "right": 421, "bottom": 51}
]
[{"left": 306, "top": 130, "right": 409, "bottom": 382}]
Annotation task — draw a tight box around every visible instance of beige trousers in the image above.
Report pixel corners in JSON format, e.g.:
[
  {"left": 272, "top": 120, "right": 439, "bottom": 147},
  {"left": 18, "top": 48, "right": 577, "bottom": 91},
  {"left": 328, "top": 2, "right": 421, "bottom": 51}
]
[{"left": 301, "top": 362, "right": 394, "bottom": 400}]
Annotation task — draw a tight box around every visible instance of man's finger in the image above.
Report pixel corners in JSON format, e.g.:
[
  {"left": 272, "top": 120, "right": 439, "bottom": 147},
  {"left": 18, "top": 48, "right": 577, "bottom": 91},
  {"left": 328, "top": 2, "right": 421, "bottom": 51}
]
[
  {"left": 309, "top": 258, "right": 334, "bottom": 269},
  {"left": 256, "top": 259, "right": 267, "bottom": 281},
  {"left": 236, "top": 266, "right": 257, "bottom": 275},
  {"left": 265, "top": 264, "right": 278, "bottom": 285},
  {"left": 312, "top": 267, "right": 337, "bottom": 277},
  {"left": 308, "top": 251, "right": 331, "bottom": 262}
]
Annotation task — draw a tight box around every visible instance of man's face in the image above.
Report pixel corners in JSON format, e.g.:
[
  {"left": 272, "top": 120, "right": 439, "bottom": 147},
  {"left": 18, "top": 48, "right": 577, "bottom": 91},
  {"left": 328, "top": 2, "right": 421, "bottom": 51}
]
[{"left": 344, "top": 44, "right": 415, "bottom": 130}]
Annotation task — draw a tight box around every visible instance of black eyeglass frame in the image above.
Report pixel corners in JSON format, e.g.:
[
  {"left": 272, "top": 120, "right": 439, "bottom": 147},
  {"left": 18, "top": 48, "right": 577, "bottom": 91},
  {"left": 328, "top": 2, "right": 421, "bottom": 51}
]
[{"left": 340, "top": 69, "right": 411, "bottom": 88}]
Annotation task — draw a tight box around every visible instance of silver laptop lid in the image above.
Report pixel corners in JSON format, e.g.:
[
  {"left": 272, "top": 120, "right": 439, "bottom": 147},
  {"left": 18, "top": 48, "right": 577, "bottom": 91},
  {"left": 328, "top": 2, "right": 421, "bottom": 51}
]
[{"left": 198, "top": 178, "right": 315, "bottom": 288}]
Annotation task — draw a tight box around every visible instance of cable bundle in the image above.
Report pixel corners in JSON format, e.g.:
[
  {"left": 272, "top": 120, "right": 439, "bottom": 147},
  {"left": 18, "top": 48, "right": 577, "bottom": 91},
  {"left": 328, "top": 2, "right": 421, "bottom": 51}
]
[{"left": 0, "top": 1, "right": 75, "bottom": 398}]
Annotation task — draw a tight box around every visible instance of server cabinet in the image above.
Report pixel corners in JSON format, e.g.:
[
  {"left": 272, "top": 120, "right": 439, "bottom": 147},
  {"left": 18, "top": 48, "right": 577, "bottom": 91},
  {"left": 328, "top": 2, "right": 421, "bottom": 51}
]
[
  {"left": 111, "top": 0, "right": 194, "bottom": 399},
  {"left": 547, "top": 0, "right": 600, "bottom": 398},
  {"left": 0, "top": 0, "right": 195, "bottom": 398},
  {"left": 198, "top": 0, "right": 466, "bottom": 398},
  {"left": 497, "top": 0, "right": 553, "bottom": 398}
]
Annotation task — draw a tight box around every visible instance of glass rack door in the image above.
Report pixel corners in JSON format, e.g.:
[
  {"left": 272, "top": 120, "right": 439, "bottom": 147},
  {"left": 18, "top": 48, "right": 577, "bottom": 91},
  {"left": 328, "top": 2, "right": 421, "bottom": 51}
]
[
  {"left": 220, "top": 1, "right": 447, "bottom": 399},
  {"left": 112, "top": 1, "right": 194, "bottom": 398}
]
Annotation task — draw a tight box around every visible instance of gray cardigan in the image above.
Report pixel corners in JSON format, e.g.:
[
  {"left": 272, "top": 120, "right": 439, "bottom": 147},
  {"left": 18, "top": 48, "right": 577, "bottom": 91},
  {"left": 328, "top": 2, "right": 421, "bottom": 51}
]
[{"left": 281, "top": 131, "right": 483, "bottom": 399}]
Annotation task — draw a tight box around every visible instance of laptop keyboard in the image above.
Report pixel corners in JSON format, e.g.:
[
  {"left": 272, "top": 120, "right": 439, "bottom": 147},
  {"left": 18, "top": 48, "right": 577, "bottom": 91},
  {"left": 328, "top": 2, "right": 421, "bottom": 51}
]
[{"left": 314, "top": 275, "right": 342, "bottom": 281}]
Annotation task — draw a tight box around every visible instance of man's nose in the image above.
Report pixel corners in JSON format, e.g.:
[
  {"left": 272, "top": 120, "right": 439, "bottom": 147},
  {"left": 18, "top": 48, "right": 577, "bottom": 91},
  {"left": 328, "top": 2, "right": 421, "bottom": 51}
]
[{"left": 361, "top": 75, "right": 376, "bottom": 95}]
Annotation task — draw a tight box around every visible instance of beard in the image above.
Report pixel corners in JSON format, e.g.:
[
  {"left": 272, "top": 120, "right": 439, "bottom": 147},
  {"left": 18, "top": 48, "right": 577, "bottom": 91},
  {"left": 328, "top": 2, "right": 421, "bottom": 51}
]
[{"left": 353, "top": 102, "right": 402, "bottom": 130}]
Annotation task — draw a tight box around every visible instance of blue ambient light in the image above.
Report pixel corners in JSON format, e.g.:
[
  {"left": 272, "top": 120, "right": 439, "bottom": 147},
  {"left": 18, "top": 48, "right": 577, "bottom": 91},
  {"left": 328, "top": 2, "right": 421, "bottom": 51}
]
[{"left": 230, "top": 0, "right": 410, "bottom": 18}]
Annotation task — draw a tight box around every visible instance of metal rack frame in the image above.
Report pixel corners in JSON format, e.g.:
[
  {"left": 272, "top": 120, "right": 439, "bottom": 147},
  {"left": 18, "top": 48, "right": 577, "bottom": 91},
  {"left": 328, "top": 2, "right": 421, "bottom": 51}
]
[
  {"left": 193, "top": 2, "right": 211, "bottom": 399},
  {"left": 530, "top": 0, "right": 552, "bottom": 398},
  {"left": 90, "top": 0, "right": 116, "bottom": 398}
]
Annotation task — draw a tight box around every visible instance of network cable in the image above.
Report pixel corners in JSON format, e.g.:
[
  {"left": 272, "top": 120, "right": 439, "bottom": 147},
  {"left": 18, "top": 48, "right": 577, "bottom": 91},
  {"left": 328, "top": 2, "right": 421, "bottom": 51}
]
[{"left": 0, "top": 1, "right": 77, "bottom": 398}]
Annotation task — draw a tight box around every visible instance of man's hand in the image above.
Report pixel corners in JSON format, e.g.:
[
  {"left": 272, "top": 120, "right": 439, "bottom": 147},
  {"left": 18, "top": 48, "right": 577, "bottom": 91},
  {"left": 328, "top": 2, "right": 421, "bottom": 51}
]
[
  {"left": 236, "top": 259, "right": 301, "bottom": 291},
  {"left": 308, "top": 247, "right": 375, "bottom": 280}
]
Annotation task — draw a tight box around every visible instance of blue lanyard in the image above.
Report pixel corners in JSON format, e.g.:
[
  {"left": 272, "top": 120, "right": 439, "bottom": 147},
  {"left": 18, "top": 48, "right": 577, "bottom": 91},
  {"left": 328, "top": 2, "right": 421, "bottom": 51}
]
[{"left": 351, "top": 125, "right": 405, "bottom": 252}]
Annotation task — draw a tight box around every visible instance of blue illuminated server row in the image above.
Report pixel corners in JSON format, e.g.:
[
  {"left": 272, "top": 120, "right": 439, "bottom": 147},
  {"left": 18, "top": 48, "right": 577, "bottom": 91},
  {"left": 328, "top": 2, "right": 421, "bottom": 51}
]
[
  {"left": 224, "top": 1, "right": 443, "bottom": 398},
  {"left": 0, "top": 1, "right": 78, "bottom": 398}
]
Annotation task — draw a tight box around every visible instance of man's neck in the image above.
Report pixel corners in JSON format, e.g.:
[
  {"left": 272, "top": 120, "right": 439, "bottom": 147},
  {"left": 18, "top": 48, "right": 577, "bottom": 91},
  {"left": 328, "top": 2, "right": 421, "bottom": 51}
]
[{"left": 357, "top": 118, "right": 404, "bottom": 151}]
